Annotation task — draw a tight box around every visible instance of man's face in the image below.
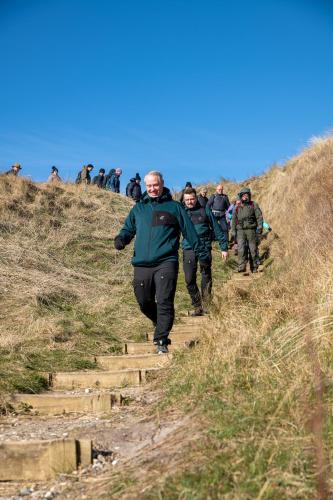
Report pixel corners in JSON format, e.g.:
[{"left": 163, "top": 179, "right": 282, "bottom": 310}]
[
  {"left": 87, "top": 166, "right": 93, "bottom": 171},
  {"left": 241, "top": 193, "right": 249, "bottom": 202},
  {"left": 216, "top": 185, "right": 223, "bottom": 195},
  {"left": 183, "top": 193, "right": 197, "bottom": 208},
  {"left": 145, "top": 175, "right": 164, "bottom": 198},
  {"left": 13, "top": 166, "right": 19, "bottom": 174}
]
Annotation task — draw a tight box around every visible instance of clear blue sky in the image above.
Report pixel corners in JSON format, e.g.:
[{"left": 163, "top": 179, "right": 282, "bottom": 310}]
[{"left": 1, "top": 0, "right": 332, "bottom": 190}]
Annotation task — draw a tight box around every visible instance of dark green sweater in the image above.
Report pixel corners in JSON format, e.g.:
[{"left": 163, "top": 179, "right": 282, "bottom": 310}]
[
  {"left": 116, "top": 188, "right": 210, "bottom": 267},
  {"left": 182, "top": 203, "right": 228, "bottom": 252}
]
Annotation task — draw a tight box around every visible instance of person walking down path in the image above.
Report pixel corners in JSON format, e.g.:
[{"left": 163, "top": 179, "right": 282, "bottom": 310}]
[
  {"left": 114, "top": 171, "right": 210, "bottom": 354},
  {"left": 182, "top": 188, "right": 228, "bottom": 316},
  {"left": 47, "top": 166, "right": 62, "bottom": 183},
  {"left": 197, "top": 188, "right": 208, "bottom": 208},
  {"left": 76, "top": 164, "right": 94, "bottom": 185},
  {"left": 4, "top": 162, "right": 22, "bottom": 176},
  {"left": 231, "top": 187, "right": 263, "bottom": 273},
  {"left": 207, "top": 184, "right": 230, "bottom": 235},
  {"left": 126, "top": 173, "right": 142, "bottom": 202},
  {"left": 106, "top": 168, "right": 122, "bottom": 193},
  {"left": 92, "top": 168, "right": 106, "bottom": 188}
]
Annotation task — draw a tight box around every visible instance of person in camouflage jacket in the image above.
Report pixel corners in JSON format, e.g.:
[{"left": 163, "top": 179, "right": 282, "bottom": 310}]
[{"left": 231, "top": 187, "right": 263, "bottom": 273}]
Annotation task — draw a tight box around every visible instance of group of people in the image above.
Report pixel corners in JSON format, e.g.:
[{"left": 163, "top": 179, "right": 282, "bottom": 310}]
[
  {"left": 114, "top": 171, "right": 266, "bottom": 354},
  {"left": 3, "top": 162, "right": 140, "bottom": 200},
  {"left": 3, "top": 163, "right": 266, "bottom": 354}
]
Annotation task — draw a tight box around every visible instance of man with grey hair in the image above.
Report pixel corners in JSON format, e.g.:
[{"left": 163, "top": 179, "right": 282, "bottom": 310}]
[{"left": 114, "top": 171, "right": 210, "bottom": 354}]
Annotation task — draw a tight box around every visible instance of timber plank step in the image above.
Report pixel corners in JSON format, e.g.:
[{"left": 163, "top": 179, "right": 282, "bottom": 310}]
[
  {"left": 96, "top": 353, "right": 172, "bottom": 370},
  {"left": 0, "top": 438, "right": 92, "bottom": 481},
  {"left": 10, "top": 392, "right": 115, "bottom": 416},
  {"left": 48, "top": 368, "right": 158, "bottom": 390},
  {"left": 124, "top": 340, "right": 196, "bottom": 355},
  {"left": 146, "top": 331, "right": 200, "bottom": 342}
]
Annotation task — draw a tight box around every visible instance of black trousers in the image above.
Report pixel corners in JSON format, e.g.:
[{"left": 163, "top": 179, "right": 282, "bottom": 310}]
[
  {"left": 133, "top": 261, "right": 178, "bottom": 345},
  {"left": 183, "top": 249, "right": 212, "bottom": 307}
]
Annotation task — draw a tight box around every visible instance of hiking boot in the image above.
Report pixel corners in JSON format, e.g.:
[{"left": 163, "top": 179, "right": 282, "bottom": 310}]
[
  {"left": 156, "top": 344, "right": 169, "bottom": 355},
  {"left": 191, "top": 306, "right": 204, "bottom": 317}
]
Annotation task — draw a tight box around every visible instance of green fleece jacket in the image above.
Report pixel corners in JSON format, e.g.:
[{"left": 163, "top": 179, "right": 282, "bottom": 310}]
[
  {"left": 116, "top": 188, "right": 210, "bottom": 267},
  {"left": 231, "top": 200, "right": 263, "bottom": 234},
  {"left": 182, "top": 203, "right": 228, "bottom": 252}
]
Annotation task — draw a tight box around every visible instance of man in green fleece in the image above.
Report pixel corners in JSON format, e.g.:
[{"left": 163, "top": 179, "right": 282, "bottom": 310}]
[
  {"left": 114, "top": 171, "right": 210, "bottom": 354},
  {"left": 231, "top": 187, "right": 263, "bottom": 273},
  {"left": 182, "top": 188, "right": 228, "bottom": 316}
]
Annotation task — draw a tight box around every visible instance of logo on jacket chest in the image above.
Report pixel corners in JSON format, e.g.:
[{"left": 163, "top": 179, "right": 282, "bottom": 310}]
[{"left": 152, "top": 210, "right": 178, "bottom": 227}]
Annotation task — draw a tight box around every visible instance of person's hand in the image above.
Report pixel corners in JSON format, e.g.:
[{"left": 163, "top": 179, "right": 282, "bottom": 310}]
[
  {"left": 221, "top": 251, "right": 228, "bottom": 261},
  {"left": 114, "top": 236, "right": 125, "bottom": 250},
  {"left": 257, "top": 228, "right": 263, "bottom": 234}
]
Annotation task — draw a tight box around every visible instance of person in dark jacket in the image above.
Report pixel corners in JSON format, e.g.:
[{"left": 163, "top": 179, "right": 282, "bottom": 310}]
[
  {"left": 179, "top": 181, "right": 192, "bottom": 203},
  {"left": 106, "top": 167, "right": 122, "bottom": 192},
  {"left": 76, "top": 164, "right": 94, "bottom": 185},
  {"left": 4, "top": 162, "right": 22, "bottom": 176},
  {"left": 197, "top": 188, "right": 208, "bottom": 208},
  {"left": 92, "top": 168, "right": 106, "bottom": 188},
  {"left": 182, "top": 188, "right": 228, "bottom": 315},
  {"left": 231, "top": 187, "right": 263, "bottom": 273},
  {"left": 114, "top": 171, "right": 210, "bottom": 354},
  {"left": 126, "top": 177, "right": 136, "bottom": 197},
  {"left": 207, "top": 184, "right": 230, "bottom": 234},
  {"left": 128, "top": 173, "right": 142, "bottom": 202}
]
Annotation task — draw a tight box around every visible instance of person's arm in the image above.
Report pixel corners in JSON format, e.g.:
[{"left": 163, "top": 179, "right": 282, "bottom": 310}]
[
  {"left": 230, "top": 208, "right": 237, "bottom": 236},
  {"left": 225, "top": 195, "right": 230, "bottom": 209},
  {"left": 177, "top": 205, "right": 210, "bottom": 263},
  {"left": 206, "top": 208, "right": 228, "bottom": 253},
  {"left": 254, "top": 203, "right": 263, "bottom": 232},
  {"left": 81, "top": 168, "right": 88, "bottom": 184},
  {"left": 206, "top": 195, "right": 214, "bottom": 209},
  {"left": 114, "top": 208, "right": 137, "bottom": 249}
]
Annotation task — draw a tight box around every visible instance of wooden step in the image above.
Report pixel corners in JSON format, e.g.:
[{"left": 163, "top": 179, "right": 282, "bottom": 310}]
[
  {"left": 124, "top": 340, "right": 195, "bottom": 355},
  {"left": 0, "top": 438, "right": 92, "bottom": 481},
  {"left": 146, "top": 331, "right": 200, "bottom": 342},
  {"left": 48, "top": 369, "right": 146, "bottom": 390},
  {"left": 11, "top": 392, "right": 115, "bottom": 416},
  {"left": 96, "top": 353, "right": 172, "bottom": 370}
]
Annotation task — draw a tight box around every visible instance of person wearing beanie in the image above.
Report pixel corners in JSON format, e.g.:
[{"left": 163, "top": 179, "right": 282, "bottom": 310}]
[{"left": 92, "top": 168, "right": 106, "bottom": 189}]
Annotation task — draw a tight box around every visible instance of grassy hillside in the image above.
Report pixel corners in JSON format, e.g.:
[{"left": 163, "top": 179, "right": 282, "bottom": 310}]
[
  {"left": 101, "top": 137, "right": 333, "bottom": 499},
  {"left": 153, "top": 137, "right": 333, "bottom": 498},
  {"left": 0, "top": 179, "right": 147, "bottom": 396}
]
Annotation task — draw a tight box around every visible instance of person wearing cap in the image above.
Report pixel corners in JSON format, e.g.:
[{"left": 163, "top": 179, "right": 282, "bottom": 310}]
[
  {"left": 75, "top": 164, "right": 94, "bottom": 185},
  {"left": 197, "top": 187, "right": 208, "bottom": 208},
  {"left": 106, "top": 167, "right": 122, "bottom": 193},
  {"left": 5, "top": 163, "right": 22, "bottom": 176},
  {"left": 47, "top": 166, "right": 62, "bottom": 183},
  {"left": 230, "top": 187, "right": 263, "bottom": 273},
  {"left": 114, "top": 171, "right": 210, "bottom": 354},
  {"left": 92, "top": 168, "right": 106, "bottom": 189}
]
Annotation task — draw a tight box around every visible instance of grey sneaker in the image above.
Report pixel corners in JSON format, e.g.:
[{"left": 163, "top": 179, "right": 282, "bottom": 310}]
[{"left": 156, "top": 344, "right": 169, "bottom": 355}]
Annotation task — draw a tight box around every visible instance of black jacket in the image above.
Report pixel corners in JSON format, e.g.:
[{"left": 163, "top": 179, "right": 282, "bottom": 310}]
[
  {"left": 197, "top": 195, "right": 208, "bottom": 208},
  {"left": 207, "top": 193, "right": 230, "bottom": 217},
  {"left": 92, "top": 174, "right": 106, "bottom": 188}
]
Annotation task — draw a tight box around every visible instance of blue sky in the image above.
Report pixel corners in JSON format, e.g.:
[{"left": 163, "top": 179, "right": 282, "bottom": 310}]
[{"left": 0, "top": 0, "right": 332, "bottom": 190}]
